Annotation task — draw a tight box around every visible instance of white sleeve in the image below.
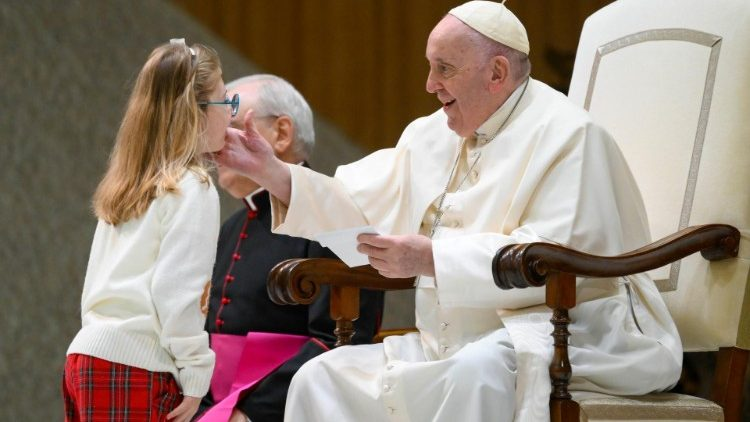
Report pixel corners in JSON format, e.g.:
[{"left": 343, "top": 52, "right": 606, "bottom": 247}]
[
  {"left": 271, "top": 164, "right": 370, "bottom": 238},
  {"left": 271, "top": 146, "right": 413, "bottom": 238},
  {"left": 150, "top": 175, "right": 218, "bottom": 396},
  {"left": 434, "top": 124, "right": 648, "bottom": 309}
]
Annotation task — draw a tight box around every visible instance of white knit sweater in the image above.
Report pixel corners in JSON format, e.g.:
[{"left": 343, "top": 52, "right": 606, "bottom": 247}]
[{"left": 67, "top": 171, "right": 219, "bottom": 397}]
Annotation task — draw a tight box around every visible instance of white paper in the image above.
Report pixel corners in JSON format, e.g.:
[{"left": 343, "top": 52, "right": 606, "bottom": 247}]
[{"left": 314, "top": 226, "right": 380, "bottom": 267}]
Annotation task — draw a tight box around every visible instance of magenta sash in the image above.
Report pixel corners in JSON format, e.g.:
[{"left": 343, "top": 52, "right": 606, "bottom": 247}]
[{"left": 198, "top": 332, "right": 310, "bottom": 422}]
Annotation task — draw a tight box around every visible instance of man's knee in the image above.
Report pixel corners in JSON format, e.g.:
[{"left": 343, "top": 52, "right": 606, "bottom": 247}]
[
  {"left": 444, "top": 338, "right": 517, "bottom": 394},
  {"left": 450, "top": 353, "right": 513, "bottom": 383},
  {"left": 290, "top": 346, "right": 350, "bottom": 390},
  {"left": 290, "top": 355, "right": 325, "bottom": 391}
]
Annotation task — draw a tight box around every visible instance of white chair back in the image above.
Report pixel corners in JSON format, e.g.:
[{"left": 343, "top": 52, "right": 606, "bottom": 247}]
[{"left": 568, "top": 0, "right": 750, "bottom": 351}]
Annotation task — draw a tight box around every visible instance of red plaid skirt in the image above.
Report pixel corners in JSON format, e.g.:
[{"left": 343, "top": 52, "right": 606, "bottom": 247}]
[{"left": 63, "top": 354, "right": 182, "bottom": 422}]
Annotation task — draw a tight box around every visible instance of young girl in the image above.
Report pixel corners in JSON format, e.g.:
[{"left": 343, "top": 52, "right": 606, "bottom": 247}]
[{"left": 63, "top": 39, "right": 237, "bottom": 422}]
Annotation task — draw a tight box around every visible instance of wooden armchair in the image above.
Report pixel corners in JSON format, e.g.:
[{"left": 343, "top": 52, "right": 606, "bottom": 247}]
[
  {"left": 493, "top": 224, "right": 743, "bottom": 421},
  {"left": 559, "top": 0, "right": 750, "bottom": 419}
]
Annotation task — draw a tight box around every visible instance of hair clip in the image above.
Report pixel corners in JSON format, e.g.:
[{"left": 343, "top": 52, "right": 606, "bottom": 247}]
[{"left": 170, "top": 38, "right": 196, "bottom": 57}]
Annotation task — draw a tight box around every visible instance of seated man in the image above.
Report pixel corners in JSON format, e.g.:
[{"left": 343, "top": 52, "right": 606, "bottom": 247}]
[
  {"left": 217, "top": 2, "right": 682, "bottom": 421},
  {"left": 198, "top": 74, "right": 383, "bottom": 422}
]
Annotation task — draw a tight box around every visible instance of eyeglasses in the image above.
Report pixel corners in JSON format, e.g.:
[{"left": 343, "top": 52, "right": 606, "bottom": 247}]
[{"left": 199, "top": 93, "right": 240, "bottom": 117}]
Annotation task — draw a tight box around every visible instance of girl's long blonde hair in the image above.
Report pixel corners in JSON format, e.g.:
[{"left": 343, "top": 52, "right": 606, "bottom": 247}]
[{"left": 93, "top": 41, "right": 221, "bottom": 225}]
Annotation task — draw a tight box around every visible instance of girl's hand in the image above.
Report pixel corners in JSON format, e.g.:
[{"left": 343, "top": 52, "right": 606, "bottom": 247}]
[{"left": 166, "top": 395, "right": 201, "bottom": 422}]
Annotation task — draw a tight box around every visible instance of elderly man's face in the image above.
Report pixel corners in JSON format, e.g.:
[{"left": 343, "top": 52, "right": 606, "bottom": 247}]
[{"left": 425, "top": 16, "right": 498, "bottom": 137}]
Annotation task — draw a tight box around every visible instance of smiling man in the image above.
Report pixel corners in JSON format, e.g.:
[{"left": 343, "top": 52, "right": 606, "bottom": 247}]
[{"left": 216, "top": 1, "right": 682, "bottom": 420}]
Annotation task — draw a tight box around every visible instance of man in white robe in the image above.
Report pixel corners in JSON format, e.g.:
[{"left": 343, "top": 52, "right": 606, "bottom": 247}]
[{"left": 216, "top": 1, "right": 683, "bottom": 421}]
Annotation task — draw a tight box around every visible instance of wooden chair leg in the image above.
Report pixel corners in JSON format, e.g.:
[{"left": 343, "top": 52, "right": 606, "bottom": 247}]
[
  {"left": 711, "top": 346, "right": 749, "bottom": 422},
  {"left": 547, "top": 273, "right": 580, "bottom": 422},
  {"left": 550, "top": 398, "right": 580, "bottom": 422},
  {"left": 330, "top": 285, "right": 360, "bottom": 347}
]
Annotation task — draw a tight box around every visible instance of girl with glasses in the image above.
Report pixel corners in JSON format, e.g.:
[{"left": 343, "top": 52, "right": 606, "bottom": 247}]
[{"left": 63, "top": 39, "right": 234, "bottom": 422}]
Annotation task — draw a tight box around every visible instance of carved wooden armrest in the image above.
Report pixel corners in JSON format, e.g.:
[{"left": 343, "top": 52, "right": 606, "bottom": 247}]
[
  {"left": 268, "top": 258, "right": 415, "bottom": 346},
  {"left": 492, "top": 224, "right": 740, "bottom": 420}
]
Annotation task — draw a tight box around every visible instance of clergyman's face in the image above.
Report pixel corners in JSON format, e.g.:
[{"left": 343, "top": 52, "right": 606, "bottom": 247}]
[{"left": 425, "top": 16, "right": 495, "bottom": 138}]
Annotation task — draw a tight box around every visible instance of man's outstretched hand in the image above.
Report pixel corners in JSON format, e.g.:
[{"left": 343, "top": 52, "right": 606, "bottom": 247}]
[
  {"left": 213, "top": 109, "right": 274, "bottom": 179},
  {"left": 214, "top": 109, "right": 292, "bottom": 204}
]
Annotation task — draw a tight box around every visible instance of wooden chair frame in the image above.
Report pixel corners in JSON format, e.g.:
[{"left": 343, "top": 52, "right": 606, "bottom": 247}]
[
  {"left": 267, "top": 224, "right": 743, "bottom": 421},
  {"left": 268, "top": 259, "right": 414, "bottom": 347}
]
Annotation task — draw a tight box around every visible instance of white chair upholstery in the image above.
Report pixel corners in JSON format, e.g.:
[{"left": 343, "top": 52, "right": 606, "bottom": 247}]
[{"left": 567, "top": 0, "right": 750, "bottom": 420}]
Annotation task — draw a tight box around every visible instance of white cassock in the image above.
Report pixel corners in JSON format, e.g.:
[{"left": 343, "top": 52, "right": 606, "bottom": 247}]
[{"left": 271, "top": 78, "right": 682, "bottom": 421}]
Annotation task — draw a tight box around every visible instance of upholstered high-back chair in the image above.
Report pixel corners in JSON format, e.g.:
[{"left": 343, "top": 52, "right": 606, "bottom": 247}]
[
  {"left": 569, "top": 0, "right": 750, "bottom": 345},
  {"left": 549, "top": 0, "right": 750, "bottom": 420},
  {"left": 268, "top": 1, "right": 749, "bottom": 421}
]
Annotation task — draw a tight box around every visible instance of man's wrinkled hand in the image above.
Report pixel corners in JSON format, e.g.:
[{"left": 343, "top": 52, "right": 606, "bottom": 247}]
[
  {"left": 213, "top": 109, "right": 292, "bottom": 204},
  {"left": 357, "top": 234, "right": 434, "bottom": 278},
  {"left": 213, "top": 109, "right": 275, "bottom": 180}
]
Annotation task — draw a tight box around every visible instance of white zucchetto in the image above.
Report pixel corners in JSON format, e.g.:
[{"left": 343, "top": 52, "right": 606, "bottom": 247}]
[{"left": 448, "top": 0, "right": 530, "bottom": 55}]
